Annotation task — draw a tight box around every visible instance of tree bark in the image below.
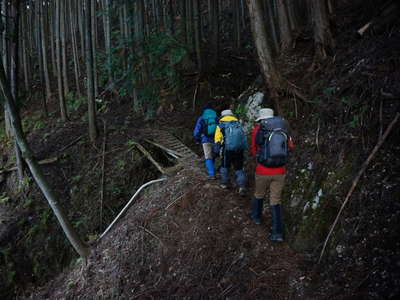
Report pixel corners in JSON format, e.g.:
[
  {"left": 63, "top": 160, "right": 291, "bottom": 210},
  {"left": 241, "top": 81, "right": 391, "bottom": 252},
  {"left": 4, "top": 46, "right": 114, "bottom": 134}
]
[
  {"left": 39, "top": 0, "right": 52, "bottom": 102},
  {"left": 85, "top": 0, "right": 97, "bottom": 142},
  {"left": 246, "top": 0, "right": 282, "bottom": 114},
  {"left": 55, "top": 0, "right": 68, "bottom": 121},
  {"left": 310, "top": 0, "right": 334, "bottom": 59},
  {"left": 193, "top": 0, "right": 202, "bottom": 71},
  {"left": 277, "top": 0, "right": 293, "bottom": 49}
]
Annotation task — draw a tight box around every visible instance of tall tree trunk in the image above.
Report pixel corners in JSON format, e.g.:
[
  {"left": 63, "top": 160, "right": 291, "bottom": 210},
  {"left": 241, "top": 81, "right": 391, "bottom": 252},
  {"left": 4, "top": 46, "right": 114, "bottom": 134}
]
[
  {"left": 61, "top": 0, "right": 69, "bottom": 97},
  {"left": 246, "top": 0, "right": 282, "bottom": 114},
  {"left": 181, "top": 0, "right": 187, "bottom": 43},
  {"left": 39, "top": 0, "right": 52, "bottom": 103},
  {"left": 9, "top": 0, "right": 24, "bottom": 182},
  {"left": 20, "top": 4, "right": 30, "bottom": 92},
  {"left": 103, "top": 0, "right": 112, "bottom": 81},
  {"left": 277, "top": 0, "right": 292, "bottom": 49},
  {"left": 233, "top": 0, "right": 242, "bottom": 50},
  {"left": 0, "top": 60, "right": 90, "bottom": 259},
  {"left": 91, "top": 0, "right": 98, "bottom": 97},
  {"left": 69, "top": 0, "right": 81, "bottom": 97},
  {"left": 2, "top": 0, "right": 11, "bottom": 137},
  {"left": 55, "top": 0, "right": 68, "bottom": 121},
  {"left": 310, "top": 0, "right": 334, "bottom": 59},
  {"left": 49, "top": 0, "right": 57, "bottom": 77},
  {"left": 85, "top": 0, "right": 97, "bottom": 142},
  {"left": 264, "top": 0, "right": 279, "bottom": 54},
  {"left": 210, "top": 0, "right": 219, "bottom": 65},
  {"left": 193, "top": 0, "right": 202, "bottom": 71}
]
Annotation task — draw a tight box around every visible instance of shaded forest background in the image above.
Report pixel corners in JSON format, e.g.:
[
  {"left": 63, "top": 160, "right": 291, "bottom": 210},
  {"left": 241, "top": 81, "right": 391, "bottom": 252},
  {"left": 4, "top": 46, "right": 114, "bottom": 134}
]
[{"left": 0, "top": 0, "right": 399, "bottom": 299}]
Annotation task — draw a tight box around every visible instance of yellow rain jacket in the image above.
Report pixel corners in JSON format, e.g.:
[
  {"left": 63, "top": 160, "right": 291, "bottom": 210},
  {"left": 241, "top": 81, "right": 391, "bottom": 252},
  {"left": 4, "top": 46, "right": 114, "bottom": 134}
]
[{"left": 214, "top": 115, "right": 239, "bottom": 144}]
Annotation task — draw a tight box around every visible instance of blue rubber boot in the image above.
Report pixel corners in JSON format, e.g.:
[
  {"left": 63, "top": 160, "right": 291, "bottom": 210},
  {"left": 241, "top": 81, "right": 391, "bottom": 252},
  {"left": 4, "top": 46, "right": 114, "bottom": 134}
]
[
  {"left": 205, "top": 159, "right": 216, "bottom": 179},
  {"left": 271, "top": 204, "right": 284, "bottom": 242},
  {"left": 220, "top": 167, "right": 230, "bottom": 188},
  {"left": 251, "top": 197, "right": 263, "bottom": 224},
  {"left": 235, "top": 169, "right": 247, "bottom": 195}
]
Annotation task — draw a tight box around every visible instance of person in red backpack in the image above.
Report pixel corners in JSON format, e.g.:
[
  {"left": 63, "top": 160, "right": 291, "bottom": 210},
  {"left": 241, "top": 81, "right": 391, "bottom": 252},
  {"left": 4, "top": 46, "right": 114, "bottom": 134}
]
[{"left": 250, "top": 108, "right": 294, "bottom": 242}]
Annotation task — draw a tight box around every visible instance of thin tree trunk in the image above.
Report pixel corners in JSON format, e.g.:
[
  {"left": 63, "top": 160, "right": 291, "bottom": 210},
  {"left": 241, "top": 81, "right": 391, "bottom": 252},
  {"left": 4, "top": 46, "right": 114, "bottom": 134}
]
[
  {"left": 0, "top": 59, "right": 90, "bottom": 259},
  {"left": 85, "top": 0, "right": 97, "bottom": 142},
  {"left": 56, "top": 0, "right": 68, "bottom": 121},
  {"left": 91, "top": 0, "right": 98, "bottom": 97},
  {"left": 103, "top": 0, "right": 112, "bottom": 81},
  {"left": 193, "top": 0, "right": 202, "bottom": 71},
  {"left": 69, "top": 0, "right": 81, "bottom": 97},
  {"left": 49, "top": 0, "right": 56, "bottom": 77},
  {"left": 233, "top": 0, "right": 241, "bottom": 50},
  {"left": 181, "top": 0, "right": 187, "bottom": 43},
  {"left": 210, "top": 0, "right": 219, "bottom": 65},
  {"left": 39, "top": 0, "right": 52, "bottom": 103},
  {"left": 9, "top": 0, "right": 24, "bottom": 182},
  {"left": 61, "top": 0, "right": 69, "bottom": 97}
]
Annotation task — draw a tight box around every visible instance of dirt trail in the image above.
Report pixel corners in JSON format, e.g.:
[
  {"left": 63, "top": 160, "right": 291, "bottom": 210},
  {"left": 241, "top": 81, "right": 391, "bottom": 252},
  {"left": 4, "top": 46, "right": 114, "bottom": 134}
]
[{"left": 28, "top": 157, "right": 308, "bottom": 299}]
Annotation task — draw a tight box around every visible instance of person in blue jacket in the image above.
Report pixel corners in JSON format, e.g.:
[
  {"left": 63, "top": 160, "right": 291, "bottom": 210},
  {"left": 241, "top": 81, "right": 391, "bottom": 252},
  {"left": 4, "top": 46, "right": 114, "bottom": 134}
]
[{"left": 193, "top": 104, "right": 218, "bottom": 179}]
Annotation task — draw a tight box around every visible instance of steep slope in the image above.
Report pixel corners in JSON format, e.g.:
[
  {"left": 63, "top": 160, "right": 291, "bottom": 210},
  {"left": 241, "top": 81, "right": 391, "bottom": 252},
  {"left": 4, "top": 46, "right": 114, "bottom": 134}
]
[{"left": 28, "top": 159, "right": 307, "bottom": 299}]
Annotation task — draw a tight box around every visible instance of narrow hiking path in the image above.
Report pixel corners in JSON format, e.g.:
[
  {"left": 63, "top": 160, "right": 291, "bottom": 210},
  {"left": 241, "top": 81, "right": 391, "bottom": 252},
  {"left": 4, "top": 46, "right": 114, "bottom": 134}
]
[{"left": 28, "top": 155, "right": 309, "bottom": 299}]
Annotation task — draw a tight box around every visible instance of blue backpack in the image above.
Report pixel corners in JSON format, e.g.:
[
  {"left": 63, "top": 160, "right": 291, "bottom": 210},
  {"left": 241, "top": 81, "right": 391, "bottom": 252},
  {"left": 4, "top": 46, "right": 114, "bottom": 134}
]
[
  {"left": 256, "top": 116, "right": 289, "bottom": 167},
  {"left": 222, "top": 121, "right": 247, "bottom": 151},
  {"left": 201, "top": 109, "right": 217, "bottom": 137}
]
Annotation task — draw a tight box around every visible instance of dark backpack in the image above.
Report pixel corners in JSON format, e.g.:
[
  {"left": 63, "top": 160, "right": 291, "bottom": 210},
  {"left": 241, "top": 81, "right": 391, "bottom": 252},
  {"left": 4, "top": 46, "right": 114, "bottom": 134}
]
[
  {"left": 201, "top": 109, "right": 217, "bottom": 137},
  {"left": 222, "top": 121, "right": 247, "bottom": 151},
  {"left": 256, "top": 116, "right": 289, "bottom": 168}
]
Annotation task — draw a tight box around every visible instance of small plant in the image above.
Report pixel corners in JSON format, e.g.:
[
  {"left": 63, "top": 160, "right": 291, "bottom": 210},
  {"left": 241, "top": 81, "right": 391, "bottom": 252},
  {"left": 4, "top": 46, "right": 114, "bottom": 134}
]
[
  {"left": 234, "top": 103, "right": 248, "bottom": 121},
  {"left": 67, "top": 92, "right": 85, "bottom": 113},
  {"left": 0, "top": 193, "right": 10, "bottom": 204}
]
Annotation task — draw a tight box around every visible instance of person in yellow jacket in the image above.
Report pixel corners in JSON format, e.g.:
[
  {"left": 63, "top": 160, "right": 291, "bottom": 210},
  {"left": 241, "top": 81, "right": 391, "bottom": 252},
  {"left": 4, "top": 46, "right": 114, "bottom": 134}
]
[{"left": 213, "top": 109, "right": 247, "bottom": 195}]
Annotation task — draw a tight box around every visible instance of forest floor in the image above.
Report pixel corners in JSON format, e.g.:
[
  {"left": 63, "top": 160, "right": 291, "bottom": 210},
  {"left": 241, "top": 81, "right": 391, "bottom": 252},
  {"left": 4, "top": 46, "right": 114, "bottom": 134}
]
[{"left": 1, "top": 1, "right": 399, "bottom": 299}]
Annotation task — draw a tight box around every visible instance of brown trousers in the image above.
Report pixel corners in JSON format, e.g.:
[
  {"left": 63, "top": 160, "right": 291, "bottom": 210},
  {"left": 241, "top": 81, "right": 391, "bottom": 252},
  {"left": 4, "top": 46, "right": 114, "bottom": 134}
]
[{"left": 254, "top": 174, "right": 286, "bottom": 205}]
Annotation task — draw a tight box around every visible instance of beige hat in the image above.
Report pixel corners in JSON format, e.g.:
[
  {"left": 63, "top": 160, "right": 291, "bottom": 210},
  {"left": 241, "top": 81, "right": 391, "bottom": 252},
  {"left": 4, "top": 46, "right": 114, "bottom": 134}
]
[
  {"left": 221, "top": 109, "right": 234, "bottom": 117},
  {"left": 256, "top": 108, "right": 274, "bottom": 122}
]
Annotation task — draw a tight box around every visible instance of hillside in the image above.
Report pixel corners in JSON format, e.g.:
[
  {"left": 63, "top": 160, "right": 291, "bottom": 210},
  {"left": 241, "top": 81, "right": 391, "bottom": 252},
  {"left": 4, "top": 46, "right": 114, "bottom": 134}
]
[{"left": 0, "top": 0, "right": 399, "bottom": 299}]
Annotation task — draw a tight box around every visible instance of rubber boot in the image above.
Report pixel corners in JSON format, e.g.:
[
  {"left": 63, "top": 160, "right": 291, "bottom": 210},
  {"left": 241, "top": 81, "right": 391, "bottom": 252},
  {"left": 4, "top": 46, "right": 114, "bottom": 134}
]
[
  {"left": 235, "top": 169, "right": 247, "bottom": 196},
  {"left": 251, "top": 197, "right": 264, "bottom": 224},
  {"left": 205, "top": 159, "right": 216, "bottom": 179},
  {"left": 271, "top": 204, "right": 284, "bottom": 242},
  {"left": 220, "top": 167, "right": 230, "bottom": 188}
]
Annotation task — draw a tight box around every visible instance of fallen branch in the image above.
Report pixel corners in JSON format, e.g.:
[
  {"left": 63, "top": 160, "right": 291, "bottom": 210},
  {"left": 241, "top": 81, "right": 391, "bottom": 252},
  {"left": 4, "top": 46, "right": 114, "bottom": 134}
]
[
  {"left": 133, "top": 142, "right": 166, "bottom": 174},
  {"left": 319, "top": 112, "right": 399, "bottom": 263},
  {"left": 58, "top": 136, "right": 83, "bottom": 153},
  {"left": 0, "top": 157, "right": 58, "bottom": 175},
  {"left": 192, "top": 78, "right": 199, "bottom": 113},
  {"left": 98, "top": 178, "right": 167, "bottom": 241}
]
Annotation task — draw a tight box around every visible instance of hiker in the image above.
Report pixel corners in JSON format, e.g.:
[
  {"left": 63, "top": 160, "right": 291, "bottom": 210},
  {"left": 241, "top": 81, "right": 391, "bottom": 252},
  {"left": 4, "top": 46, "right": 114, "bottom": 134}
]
[
  {"left": 213, "top": 109, "right": 247, "bottom": 195},
  {"left": 250, "top": 108, "right": 294, "bottom": 242},
  {"left": 193, "top": 104, "right": 218, "bottom": 179}
]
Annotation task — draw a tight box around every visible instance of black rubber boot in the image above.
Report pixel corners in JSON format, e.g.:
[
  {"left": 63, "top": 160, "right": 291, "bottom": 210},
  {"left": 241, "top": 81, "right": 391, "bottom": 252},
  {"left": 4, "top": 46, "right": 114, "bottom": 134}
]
[
  {"left": 271, "top": 204, "right": 284, "bottom": 242},
  {"left": 251, "top": 197, "right": 264, "bottom": 224}
]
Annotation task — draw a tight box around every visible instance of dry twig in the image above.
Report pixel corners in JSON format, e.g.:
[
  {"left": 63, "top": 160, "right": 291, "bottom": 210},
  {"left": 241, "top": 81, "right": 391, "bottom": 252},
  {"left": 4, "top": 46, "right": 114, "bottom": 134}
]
[{"left": 319, "top": 112, "right": 399, "bottom": 263}]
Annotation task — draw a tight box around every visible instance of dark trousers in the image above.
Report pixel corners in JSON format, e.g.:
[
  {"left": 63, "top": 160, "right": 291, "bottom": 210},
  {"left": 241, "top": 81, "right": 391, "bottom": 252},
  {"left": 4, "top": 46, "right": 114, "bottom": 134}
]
[
  {"left": 220, "top": 150, "right": 246, "bottom": 187},
  {"left": 222, "top": 150, "right": 244, "bottom": 170}
]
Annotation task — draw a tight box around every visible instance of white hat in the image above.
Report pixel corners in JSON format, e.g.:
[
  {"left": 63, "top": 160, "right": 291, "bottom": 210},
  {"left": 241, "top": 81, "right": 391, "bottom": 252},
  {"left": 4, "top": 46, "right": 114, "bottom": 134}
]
[
  {"left": 256, "top": 108, "right": 274, "bottom": 122},
  {"left": 221, "top": 109, "right": 234, "bottom": 117}
]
